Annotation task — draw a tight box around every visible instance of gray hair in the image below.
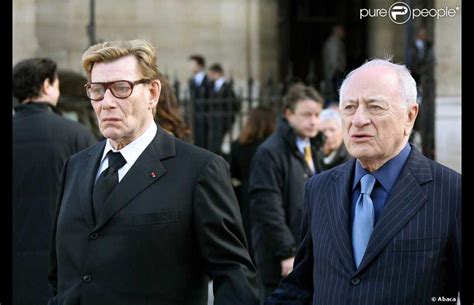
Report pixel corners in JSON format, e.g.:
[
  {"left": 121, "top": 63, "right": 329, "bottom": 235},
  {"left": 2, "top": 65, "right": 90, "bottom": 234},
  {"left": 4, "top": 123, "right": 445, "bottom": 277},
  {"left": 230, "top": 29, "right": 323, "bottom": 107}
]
[
  {"left": 320, "top": 108, "right": 342, "bottom": 127},
  {"left": 339, "top": 58, "right": 417, "bottom": 107}
]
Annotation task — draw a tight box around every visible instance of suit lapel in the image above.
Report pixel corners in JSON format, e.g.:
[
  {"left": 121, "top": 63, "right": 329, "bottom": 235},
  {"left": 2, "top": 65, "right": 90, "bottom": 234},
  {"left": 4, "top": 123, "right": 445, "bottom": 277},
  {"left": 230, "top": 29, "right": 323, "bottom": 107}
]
[
  {"left": 326, "top": 159, "right": 357, "bottom": 274},
  {"left": 79, "top": 142, "right": 106, "bottom": 229},
  {"left": 93, "top": 127, "right": 175, "bottom": 231},
  {"left": 355, "top": 148, "right": 432, "bottom": 274}
]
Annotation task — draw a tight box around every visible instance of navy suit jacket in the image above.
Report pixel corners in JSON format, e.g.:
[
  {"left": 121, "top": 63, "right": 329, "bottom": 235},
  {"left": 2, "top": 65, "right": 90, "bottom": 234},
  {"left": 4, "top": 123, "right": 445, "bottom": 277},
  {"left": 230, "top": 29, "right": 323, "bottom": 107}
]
[{"left": 266, "top": 146, "right": 461, "bottom": 305}]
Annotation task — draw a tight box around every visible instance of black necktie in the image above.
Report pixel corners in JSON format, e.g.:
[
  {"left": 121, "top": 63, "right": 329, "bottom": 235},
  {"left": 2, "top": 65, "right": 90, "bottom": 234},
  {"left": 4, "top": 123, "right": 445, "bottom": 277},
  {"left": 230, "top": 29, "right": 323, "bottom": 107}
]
[{"left": 92, "top": 151, "right": 126, "bottom": 219}]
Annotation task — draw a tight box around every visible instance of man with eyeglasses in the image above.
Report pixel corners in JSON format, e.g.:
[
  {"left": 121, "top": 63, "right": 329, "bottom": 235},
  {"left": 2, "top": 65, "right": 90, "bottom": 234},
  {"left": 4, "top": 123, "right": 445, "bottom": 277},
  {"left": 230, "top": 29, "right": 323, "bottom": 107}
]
[{"left": 47, "top": 39, "right": 260, "bottom": 305}]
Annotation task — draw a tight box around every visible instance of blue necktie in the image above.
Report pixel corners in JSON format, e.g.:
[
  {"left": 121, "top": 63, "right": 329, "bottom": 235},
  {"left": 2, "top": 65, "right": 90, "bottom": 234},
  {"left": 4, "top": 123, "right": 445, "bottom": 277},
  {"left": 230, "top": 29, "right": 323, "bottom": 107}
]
[{"left": 352, "top": 173, "right": 376, "bottom": 268}]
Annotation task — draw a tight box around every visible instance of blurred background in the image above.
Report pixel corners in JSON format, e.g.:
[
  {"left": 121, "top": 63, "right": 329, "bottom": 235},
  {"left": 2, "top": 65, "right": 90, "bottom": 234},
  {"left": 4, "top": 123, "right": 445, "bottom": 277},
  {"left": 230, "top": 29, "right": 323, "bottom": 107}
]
[{"left": 13, "top": 0, "right": 461, "bottom": 172}]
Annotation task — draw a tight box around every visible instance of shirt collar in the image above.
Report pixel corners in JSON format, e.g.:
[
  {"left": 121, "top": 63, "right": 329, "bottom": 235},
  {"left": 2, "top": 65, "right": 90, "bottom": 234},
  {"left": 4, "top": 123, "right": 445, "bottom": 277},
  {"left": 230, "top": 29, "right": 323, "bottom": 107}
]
[
  {"left": 194, "top": 71, "right": 206, "bottom": 86},
  {"left": 415, "top": 39, "right": 425, "bottom": 50},
  {"left": 296, "top": 136, "right": 310, "bottom": 155},
  {"left": 101, "top": 122, "right": 157, "bottom": 166},
  {"left": 214, "top": 77, "right": 226, "bottom": 92},
  {"left": 352, "top": 143, "right": 412, "bottom": 193}
]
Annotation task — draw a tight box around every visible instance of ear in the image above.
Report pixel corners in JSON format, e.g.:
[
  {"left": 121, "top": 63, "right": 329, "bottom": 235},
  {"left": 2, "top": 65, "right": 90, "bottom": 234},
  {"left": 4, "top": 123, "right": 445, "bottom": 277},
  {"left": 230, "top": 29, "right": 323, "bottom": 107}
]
[
  {"left": 41, "top": 78, "right": 51, "bottom": 95},
  {"left": 284, "top": 108, "right": 293, "bottom": 120},
  {"left": 148, "top": 79, "right": 161, "bottom": 110},
  {"left": 404, "top": 103, "right": 419, "bottom": 136}
]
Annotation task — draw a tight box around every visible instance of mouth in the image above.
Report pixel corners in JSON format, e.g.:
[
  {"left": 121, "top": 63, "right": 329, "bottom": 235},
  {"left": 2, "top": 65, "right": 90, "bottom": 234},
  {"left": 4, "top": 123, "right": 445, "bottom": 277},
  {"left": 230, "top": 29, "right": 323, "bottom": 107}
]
[
  {"left": 102, "top": 118, "right": 121, "bottom": 123},
  {"left": 351, "top": 134, "right": 373, "bottom": 142}
]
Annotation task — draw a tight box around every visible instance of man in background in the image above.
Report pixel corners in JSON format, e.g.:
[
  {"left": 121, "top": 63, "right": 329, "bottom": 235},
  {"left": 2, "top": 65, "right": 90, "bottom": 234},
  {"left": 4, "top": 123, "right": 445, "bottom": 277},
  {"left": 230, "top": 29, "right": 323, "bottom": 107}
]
[
  {"left": 249, "top": 83, "right": 324, "bottom": 302},
  {"left": 188, "top": 54, "right": 211, "bottom": 148},
  {"left": 322, "top": 24, "right": 346, "bottom": 103},
  {"left": 207, "top": 63, "right": 239, "bottom": 155},
  {"left": 13, "top": 57, "right": 96, "bottom": 305}
]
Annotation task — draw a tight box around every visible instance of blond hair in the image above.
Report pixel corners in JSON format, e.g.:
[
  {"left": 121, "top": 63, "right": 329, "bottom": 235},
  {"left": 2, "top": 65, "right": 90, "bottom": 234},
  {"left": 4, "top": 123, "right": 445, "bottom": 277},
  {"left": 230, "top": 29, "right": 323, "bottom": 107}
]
[{"left": 81, "top": 39, "right": 159, "bottom": 81}]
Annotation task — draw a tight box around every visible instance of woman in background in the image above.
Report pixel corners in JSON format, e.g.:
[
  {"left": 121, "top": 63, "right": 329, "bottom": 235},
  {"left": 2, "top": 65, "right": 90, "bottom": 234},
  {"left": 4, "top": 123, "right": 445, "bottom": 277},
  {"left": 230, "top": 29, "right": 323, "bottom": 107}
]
[
  {"left": 230, "top": 105, "right": 276, "bottom": 261},
  {"left": 154, "top": 74, "right": 192, "bottom": 142}
]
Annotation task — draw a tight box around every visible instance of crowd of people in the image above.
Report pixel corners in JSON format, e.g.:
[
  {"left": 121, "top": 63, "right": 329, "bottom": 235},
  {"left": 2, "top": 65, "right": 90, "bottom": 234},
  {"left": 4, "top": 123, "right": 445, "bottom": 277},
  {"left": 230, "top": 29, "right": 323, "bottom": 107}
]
[{"left": 12, "top": 36, "right": 460, "bottom": 305}]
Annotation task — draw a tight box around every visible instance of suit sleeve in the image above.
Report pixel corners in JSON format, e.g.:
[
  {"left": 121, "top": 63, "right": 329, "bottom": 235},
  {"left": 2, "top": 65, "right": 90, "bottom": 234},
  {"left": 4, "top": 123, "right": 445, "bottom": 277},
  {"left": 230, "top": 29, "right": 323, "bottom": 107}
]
[
  {"left": 264, "top": 179, "right": 315, "bottom": 305},
  {"left": 193, "top": 156, "right": 260, "bottom": 305},
  {"left": 47, "top": 157, "right": 69, "bottom": 305},
  {"left": 249, "top": 148, "right": 296, "bottom": 258}
]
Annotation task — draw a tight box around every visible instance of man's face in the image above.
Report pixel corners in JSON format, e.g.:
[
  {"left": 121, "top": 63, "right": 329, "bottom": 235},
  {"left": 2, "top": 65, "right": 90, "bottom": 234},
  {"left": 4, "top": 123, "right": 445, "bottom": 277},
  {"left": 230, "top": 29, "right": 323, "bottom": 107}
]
[
  {"left": 189, "top": 60, "right": 201, "bottom": 75},
  {"left": 207, "top": 70, "right": 219, "bottom": 81},
  {"left": 285, "top": 99, "right": 322, "bottom": 139},
  {"left": 320, "top": 119, "right": 343, "bottom": 152},
  {"left": 90, "top": 55, "right": 159, "bottom": 148},
  {"left": 339, "top": 65, "right": 418, "bottom": 168},
  {"left": 49, "top": 77, "right": 60, "bottom": 106}
]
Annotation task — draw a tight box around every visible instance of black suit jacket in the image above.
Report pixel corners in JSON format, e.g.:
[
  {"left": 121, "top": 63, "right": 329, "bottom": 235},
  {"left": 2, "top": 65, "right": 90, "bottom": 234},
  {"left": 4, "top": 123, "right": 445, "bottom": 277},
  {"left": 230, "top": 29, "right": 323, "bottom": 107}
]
[
  {"left": 12, "top": 103, "right": 96, "bottom": 305},
  {"left": 207, "top": 82, "right": 239, "bottom": 154},
  {"left": 189, "top": 75, "right": 212, "bottom": 148},
  {"left": 266, "top": 147, "right": 461, "bottom": 305},
  {"left": 48, "top": 125, "right": 260, "bottom": 305}
]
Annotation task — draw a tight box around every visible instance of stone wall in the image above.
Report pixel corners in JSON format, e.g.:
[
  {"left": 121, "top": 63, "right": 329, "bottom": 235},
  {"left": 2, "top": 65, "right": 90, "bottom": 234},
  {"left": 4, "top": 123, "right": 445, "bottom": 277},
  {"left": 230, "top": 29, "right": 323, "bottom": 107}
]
[
  {"left": 13, "top": 0, "right": 279, "bottom": 96},
  {"left": 434, "top": 0, "right": 461, "bottom": 172}
]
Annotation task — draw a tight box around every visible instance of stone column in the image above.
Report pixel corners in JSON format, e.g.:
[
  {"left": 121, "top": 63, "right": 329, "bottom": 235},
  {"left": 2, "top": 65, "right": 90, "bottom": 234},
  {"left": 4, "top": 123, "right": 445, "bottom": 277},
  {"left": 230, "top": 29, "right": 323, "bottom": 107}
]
[
  {"left": 13, "top": 0, "right": 39, "bottom": 65},
  {"left": 434, "top": 0, "right": 461, "bottom": 172},
  {"left": 366, "top": 0, "right": 405, "bottom": 61}
]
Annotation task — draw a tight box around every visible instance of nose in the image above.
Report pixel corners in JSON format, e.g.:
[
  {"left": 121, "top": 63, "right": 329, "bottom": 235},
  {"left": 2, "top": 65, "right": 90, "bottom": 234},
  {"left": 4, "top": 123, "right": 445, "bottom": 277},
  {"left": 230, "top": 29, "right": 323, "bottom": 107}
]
[
  {"left": 351, "top": 106, "right": 371, "bottom": 127},
  {"left": 310, "top": 115, "right": 320, "bottom": 127},
  {"left": 100, "top": 88, "right": 117, "bottom": 109}
]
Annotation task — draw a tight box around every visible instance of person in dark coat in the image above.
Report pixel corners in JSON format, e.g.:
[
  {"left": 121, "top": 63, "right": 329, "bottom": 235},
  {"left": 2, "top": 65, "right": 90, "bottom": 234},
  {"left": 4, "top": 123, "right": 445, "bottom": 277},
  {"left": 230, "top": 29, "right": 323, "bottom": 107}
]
[
  {"left": 265, "top": 59, "right": 460, "bottom": 305},
  {"left": 248, "top": 83, "right": 324, "bottom": 301},
  {"left": 315, "top": 108, "right": 351, "bottom": 171},
  {"left": 207, "top": 63, "right": 240, "bottom": 155},
  {"left": 188, "top": 54, "right": 212, "bottom": 148},
  {"left": 47, "top": 39, "right": 259, "bottom": 305},
  {"left": 12, "top": 58, "right": 96, "bottom": 305},
  {"left": 230, "top": 105, "right": 276, "bottom": 261}
]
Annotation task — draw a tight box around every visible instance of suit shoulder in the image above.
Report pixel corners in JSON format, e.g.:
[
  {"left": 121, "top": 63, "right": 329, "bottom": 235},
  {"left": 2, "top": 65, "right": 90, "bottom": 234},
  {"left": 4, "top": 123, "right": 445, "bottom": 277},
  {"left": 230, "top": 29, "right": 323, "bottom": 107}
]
[
  {"left": 430, "top": 159, "right": 461, "bottom": 177},
  {"left": 174, "top": 138, "right": 221, "bottom": 164},
  {"left": 253, "top": 133, "right": 286, "bottom": 159},
  {"left": 67, "top": 141, "right": 103, "bottom": 163},
  {"left": 427, "top": 159, "right": 461, "bottom": 190},
  {"left": 307, "top": 160, "right": 352, "bottom": 188}
]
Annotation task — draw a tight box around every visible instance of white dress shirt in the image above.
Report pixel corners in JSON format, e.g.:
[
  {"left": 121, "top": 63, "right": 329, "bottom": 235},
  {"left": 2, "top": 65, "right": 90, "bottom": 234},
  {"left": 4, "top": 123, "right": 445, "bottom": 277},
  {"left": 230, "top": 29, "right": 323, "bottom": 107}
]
[
  {"left": 214, "top": 77, "right": 226, "bottom": 93},
  {"left": 194, "top": 71, "right": 206, "bottom": 86},
  {"left": 95, "top": 122, "right": 157, "bottom": 182}
]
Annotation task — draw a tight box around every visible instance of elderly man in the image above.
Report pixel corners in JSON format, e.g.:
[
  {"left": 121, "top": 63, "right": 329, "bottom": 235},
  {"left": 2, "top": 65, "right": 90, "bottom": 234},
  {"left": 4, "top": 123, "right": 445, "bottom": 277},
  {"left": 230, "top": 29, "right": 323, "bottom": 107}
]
[
  {"left": 47, "top": 39, "right": 259, "bottom": 305},
  {"left": 316, "top": 108, "right": 350, "bottom": 171},
  {"left": 265, "top": 59, "right": 461, "bottom": 305}
]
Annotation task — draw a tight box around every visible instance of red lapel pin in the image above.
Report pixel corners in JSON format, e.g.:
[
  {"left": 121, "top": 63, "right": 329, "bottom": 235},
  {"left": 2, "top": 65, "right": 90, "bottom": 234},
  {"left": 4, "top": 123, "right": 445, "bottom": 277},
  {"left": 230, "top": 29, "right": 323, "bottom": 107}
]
[{"left": 150, "top": 171, "right": 157, "bottom": 178}]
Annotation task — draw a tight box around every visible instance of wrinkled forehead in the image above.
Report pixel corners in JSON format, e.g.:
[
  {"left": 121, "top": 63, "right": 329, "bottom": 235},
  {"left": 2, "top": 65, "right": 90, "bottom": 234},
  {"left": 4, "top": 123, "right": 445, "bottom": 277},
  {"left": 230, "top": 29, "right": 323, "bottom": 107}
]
[
  {"left": 91, "top": 55, "right": 140, "bottom": 82},
  {"left": 340, "top": 66, "right": 401, "bottom": 103}
]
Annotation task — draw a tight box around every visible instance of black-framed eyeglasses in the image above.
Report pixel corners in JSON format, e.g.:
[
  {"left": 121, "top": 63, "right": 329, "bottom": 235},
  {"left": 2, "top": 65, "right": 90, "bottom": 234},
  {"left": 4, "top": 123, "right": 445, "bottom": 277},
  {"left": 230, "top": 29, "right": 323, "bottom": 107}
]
[{"left": 84, "top": 79, "right": 150, "bottom": 101}]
